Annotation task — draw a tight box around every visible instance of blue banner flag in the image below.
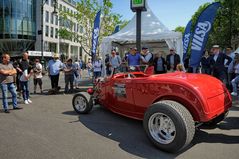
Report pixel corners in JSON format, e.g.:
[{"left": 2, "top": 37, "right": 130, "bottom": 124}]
[
  {"left": 189, "top": 2, "right": 221, "bottom": 67},
  {"left": 91, "top": 10, "right": 101, "bottom": 57},
  {"left": 183, "top": 20, "right": 192, "bottom": 61},
  {"left": 112, "top": 25, "right": 120, "bottom": 34}
]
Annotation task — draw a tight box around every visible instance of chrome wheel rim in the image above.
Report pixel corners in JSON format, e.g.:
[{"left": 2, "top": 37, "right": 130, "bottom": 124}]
[
  {"left": 74, "top": 96, "right": 87, "bottom": 112},
  {"left": 148, "top": 113, "right": 176, "bottom": 144}
]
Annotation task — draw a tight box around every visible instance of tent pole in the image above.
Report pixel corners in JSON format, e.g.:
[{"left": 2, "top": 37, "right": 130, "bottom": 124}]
[{"left": 136, "top": 10, "right": 141, "bottom": 51}]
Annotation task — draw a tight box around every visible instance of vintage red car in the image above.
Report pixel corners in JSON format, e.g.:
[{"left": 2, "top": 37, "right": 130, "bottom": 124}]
[{"left": 72, "top": 70, "right": 232, "bottom": 153}]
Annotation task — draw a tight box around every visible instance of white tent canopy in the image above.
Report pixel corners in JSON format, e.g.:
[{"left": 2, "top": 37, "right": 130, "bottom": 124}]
[{"left": 101, "top": 5, "right": 183, "bottom": 58}]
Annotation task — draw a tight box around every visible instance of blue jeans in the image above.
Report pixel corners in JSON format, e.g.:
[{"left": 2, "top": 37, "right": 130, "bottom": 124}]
[
  {"left": 65, "top": 75, "right": 74, "bottom": 92},
  {"left": 88, "top": 69, "right": 92, "bottom": 77},
  {"left": 94, "top": 71, "right": 101, "bottom": 79},
  {"left": 20, "top": 81, "right": 29, "bottom": 101},
  {"left": 231, "top": 75, "right": 239, "bottom": 93},
  {"left": 0, "top": 83, "right": 18, "bottom": 110}
]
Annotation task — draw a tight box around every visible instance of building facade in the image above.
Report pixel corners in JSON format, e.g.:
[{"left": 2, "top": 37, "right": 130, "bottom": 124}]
[
  {"left": 0, "top": 0, "right": 89, "bottom": 61},
  {"left": 0, "top": 0, "right": 36, "bottom": 56},
  {"left": 35, "top": 0, "right": 89, "bottom": 62}
]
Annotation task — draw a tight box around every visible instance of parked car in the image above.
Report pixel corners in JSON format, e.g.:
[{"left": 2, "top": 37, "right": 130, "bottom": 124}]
[{"left": 72, "top": 68, "right": 232, "bottom": 153}]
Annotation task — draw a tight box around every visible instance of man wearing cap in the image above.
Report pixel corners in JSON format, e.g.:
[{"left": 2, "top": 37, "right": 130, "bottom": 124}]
[
  {"left": 141, "top": 47, "right": 153, "bottom": 64},
  {"left": 166, "top": 48, "right": 181, "bottom": 71},
  {"left": 47, "top": 53, "right": 63, "bottom": 91},
  {"left": 33, "top": 58, "right": 43, "bottom": 94},
  {"left": 209, "top": 45, "right": 232, "bottom": 82}
]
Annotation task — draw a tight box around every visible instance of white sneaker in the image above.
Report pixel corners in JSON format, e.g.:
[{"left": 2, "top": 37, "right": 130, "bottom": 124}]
[
  {"left": 24, "top": 100, "right": 29, "bottom": 104},
  {"left": 231, "top": 92, "right": 238, "bottom": 96},
  {"left": 27, "top": 99, "right": 32, "bottom": 103}
]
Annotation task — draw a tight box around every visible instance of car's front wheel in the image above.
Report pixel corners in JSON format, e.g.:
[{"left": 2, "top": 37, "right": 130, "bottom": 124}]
[
  {"left": 143, "top": 100, "right": 195, "bottom": 153},
  {"left": 72, "top": 92, "right": 93, "bottom": 114}
]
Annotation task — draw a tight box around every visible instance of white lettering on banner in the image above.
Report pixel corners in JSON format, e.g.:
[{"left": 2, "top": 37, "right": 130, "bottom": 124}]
[
  {"left": 92, "top": 28, "right": 99, "bottom": 54},
  {"left": 191, "top": 21, "right": 211, "bottom": 51},
  {"left": 183, "top": 33, "right": 190, "bottom": 53}
]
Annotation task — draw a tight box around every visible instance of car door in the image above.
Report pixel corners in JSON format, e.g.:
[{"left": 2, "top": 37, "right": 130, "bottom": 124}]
[{"left": 111, "top": 75, "right": 135, "bottom": 113}]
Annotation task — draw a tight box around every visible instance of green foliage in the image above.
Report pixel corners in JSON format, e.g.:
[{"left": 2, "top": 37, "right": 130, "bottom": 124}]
[
  {"left": 58, "top": 0, "right": 129, "bottom": 55},
  {"left": 185, "top": 0, "right": 239, "bottom": 57},
  {"left": 184, "top": 3, "right": 210, "bottom": 57},
  {"left": 174, "top": 26, "right": 185, "bottom": 33},
  {"left": 207, "top": 0, "right": 239, "bottom": 49},
  {"left": 191, "top": 3, "right": 211, "bottom": 32}
]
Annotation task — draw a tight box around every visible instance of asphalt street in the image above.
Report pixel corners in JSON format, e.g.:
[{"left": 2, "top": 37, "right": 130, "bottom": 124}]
[{"left": 0, "top": 73, "right": 239, "bottom": 159}]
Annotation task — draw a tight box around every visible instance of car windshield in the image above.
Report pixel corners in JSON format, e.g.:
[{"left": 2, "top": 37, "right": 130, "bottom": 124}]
[{"left": 107, "top": 65, "right": 150, "bottom": 78}]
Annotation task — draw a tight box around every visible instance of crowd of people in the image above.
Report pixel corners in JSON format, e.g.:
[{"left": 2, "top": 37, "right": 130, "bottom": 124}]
[
  {"left": 0, "top": 51, "right": 84, "bottom": 113},
  {"left": 1, "top": 44, "right": 239, "bottom": 113},
  {"left": 101, "top": 45, "right": 239, "bottom": 96},
  {"left": 102, "top": 47, "right": 182, "bottom": 76}
]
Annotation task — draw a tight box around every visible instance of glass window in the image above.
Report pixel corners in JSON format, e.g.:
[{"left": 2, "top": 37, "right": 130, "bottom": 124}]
[
  {"left": 79, "top": 25, "right": 83, "bottom": 33},
  {"left": 51, "top": 0, "right": 54, "bottom": 7},
  {"left": 22, "top": 18, "right": 28, "bottom": 35},
  {"left": 45, "top": 11, "right": 49, "bottom": 23},
  {"left": 0, "top": 16, "right": 3, "bottom": 33},
  {"left": 63, "top": 6, "right": 66, "bottom": 12},
  {"left": 55, "top": 28, "right": 58, "bottom": 38},
  {"left": 50, "top": 27, "right": 53, "bottom": 38},
  {"left": 55, "top": 15, "right": 58, "bottom": 25},
  {"left": 51, "top": 12, "right": 54, "bottom": 24},
  {"left": 60, "top": 4, "right": 62, "bottom": 11},
  {"left": 45, "top": 25, "right": 49, "bottom": 36},
  {"left": 0, "top": 0, "right": 3, "bottom": 33},
  {"left": 67, "top": 8, "right": 69, "bottom": 13},
  {"left": 59, "top": 16, "right": 63, "bottom": 27},
  {"left": 46, "top": 0, "right": 49, "bottom": 5}
]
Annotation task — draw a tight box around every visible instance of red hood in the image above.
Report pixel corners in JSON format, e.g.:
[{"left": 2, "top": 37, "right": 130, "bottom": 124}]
[{"left": 150, "top": 72, "right": 225, "bottom": 98}]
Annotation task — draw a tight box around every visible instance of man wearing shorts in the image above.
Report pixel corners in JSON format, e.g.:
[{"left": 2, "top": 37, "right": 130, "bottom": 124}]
[{"left": 33, "top": 59, "right": 43, "bottom": 94}]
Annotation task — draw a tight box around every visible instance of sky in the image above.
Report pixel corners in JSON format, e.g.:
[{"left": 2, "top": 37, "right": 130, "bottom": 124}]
[{"left": 107, "top": 0, "right": 214, "bottom": 30}]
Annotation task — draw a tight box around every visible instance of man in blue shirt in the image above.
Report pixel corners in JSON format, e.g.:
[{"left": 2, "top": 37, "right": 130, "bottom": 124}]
[
  {"left": 127, "top": 48, "right": 141, "bottom": 66},
  {"left": 47, "top": 53, "right": 63, "bottom": 90}
]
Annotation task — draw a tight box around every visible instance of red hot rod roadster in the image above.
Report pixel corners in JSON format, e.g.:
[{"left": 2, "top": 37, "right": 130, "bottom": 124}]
[{"left": 72, "top": 70, "right": 232, "bottom": 153}]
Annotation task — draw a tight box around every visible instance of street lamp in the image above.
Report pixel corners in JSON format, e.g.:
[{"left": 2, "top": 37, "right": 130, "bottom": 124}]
[{"left": 40, "top": 0, "right": 58, "bottom": 67}]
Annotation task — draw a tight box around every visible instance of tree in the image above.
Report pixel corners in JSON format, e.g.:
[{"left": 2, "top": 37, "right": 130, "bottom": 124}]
[
  {"left": 174, "top": 26, "right": 185, "bottom": 33},
  {"left": 191, "top": 3, "right": 210, "bottom": 32},
  {"left": 207, "top": 0, "right": 239, "bottom": 48},
  {"left": 58, "top": 0, "right": 128, "bottom": 56},
  {"left": 188, "top": 0, "right": 239, "bottom": 50}
]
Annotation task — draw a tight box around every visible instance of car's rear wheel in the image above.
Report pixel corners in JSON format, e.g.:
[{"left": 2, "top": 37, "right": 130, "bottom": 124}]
[
  {"left": 72, "top": 92, "right": 93, "bottom": 114},
  {"left": 143, "top": 100, "right": 195, "bottom": 153}
]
